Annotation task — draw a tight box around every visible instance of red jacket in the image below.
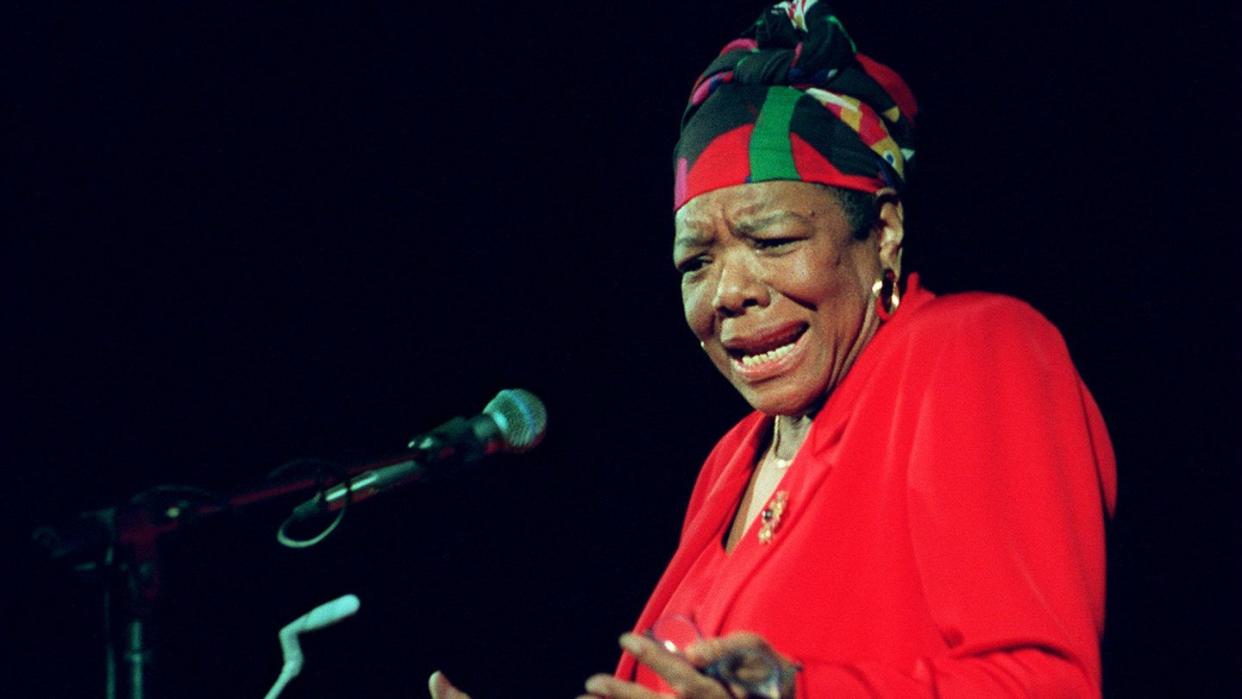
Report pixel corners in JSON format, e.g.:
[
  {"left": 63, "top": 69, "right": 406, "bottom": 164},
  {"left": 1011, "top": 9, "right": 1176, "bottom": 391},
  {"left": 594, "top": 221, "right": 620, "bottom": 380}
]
[{"left": 617, "top": 277, "right": 1117, "bottom": 697}]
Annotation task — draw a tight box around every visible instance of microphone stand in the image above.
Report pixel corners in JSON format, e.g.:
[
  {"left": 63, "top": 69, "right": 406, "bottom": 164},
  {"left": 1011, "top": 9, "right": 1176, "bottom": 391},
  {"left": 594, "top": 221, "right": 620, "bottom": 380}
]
[
  {"left": 32, "top": 389, "right": 546, "bottom": 698},
  {"left": 32, "top": 461, "right": 409, "bottom": 699}
]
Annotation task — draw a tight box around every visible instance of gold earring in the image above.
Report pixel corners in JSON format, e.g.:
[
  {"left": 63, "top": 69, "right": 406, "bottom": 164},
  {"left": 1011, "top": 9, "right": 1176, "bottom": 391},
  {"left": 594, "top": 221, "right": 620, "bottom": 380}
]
[{"left": 874, "top": 269, "right": 901, "bottom": 321}]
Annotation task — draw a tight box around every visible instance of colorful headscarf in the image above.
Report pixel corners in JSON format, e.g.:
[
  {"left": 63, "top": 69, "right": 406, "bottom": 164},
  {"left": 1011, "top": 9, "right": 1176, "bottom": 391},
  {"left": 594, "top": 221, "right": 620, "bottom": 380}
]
[{"left": 673, "top": 0, "right": 917, "bottom": 211}]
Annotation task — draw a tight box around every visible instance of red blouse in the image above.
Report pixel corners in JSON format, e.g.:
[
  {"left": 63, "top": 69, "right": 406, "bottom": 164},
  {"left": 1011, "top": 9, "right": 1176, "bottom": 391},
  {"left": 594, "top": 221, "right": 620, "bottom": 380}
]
[{"left": 617, "top": 276, "right": 1117, "bottom": 697}]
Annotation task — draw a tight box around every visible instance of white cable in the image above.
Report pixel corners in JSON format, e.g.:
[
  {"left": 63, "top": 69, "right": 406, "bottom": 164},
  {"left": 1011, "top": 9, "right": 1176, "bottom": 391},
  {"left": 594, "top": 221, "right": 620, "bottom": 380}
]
[
  {"left": 263, "top": 594, "right": 361, "bottom": 699},
  {"left": 276, "top": 504, "right": 347, "bottom": 549}
]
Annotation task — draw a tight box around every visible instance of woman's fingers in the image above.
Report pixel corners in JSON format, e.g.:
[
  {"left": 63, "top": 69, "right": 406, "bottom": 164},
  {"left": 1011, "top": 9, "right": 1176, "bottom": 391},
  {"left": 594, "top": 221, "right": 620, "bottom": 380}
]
[
  {"left": 686, "top": 632, "right": 799, "bottom": 698},
  {"left": 428, "top": 670, "right": 472, "bottom": 699},
  {"left": 583, "top": 672, "right": 663, "bottom": 699},
  {"left": 684, "top": 631, "right": 767, "bottom": 666},
  {"left": 585, "top": 632, "right": 789, "bottom": 699},
  {"left": 612, "top": 633, "right": 732, "bottom": 698}
]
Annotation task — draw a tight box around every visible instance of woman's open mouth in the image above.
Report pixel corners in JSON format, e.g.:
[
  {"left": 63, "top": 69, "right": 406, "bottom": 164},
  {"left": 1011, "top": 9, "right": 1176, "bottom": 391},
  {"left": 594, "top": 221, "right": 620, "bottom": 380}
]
[{"left": 724, "top": 323, "right": 810, "bottom": 381}]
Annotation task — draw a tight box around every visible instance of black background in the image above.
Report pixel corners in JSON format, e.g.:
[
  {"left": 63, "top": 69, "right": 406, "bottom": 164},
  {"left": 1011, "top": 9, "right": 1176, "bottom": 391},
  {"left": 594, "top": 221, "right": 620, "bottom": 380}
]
[{"left": 5, "top": 1, "right": 1237, "bottom": 696}]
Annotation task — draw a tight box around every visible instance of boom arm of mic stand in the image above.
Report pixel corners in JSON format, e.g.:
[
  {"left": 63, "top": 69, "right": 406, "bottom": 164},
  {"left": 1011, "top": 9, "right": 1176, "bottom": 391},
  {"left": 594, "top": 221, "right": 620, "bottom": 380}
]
[{"left": 289, "top": 458, "right": 426, "bottom": 519}]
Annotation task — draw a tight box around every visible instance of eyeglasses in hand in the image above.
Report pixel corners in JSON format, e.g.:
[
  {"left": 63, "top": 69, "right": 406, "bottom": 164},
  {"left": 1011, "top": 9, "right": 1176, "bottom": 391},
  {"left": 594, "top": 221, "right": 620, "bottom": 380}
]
[{"left": 645, "top": 614, "right": 792, "bottom": 699}]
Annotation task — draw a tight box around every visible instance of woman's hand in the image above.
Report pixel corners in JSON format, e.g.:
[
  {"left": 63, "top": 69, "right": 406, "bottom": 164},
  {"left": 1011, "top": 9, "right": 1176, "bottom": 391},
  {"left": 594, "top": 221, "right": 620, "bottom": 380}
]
[
  {"left": 428, "top": 670, "right": 472, "bottom": 699},
  {"left": 579, "top": 631, "right": 798, "bottom": 698}
]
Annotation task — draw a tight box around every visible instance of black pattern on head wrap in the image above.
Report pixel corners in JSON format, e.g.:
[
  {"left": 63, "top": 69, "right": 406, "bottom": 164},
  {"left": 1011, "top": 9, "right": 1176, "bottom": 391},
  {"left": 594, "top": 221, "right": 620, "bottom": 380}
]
[{"left": 673, "top": 1, "right": 918, "bottom": 210}]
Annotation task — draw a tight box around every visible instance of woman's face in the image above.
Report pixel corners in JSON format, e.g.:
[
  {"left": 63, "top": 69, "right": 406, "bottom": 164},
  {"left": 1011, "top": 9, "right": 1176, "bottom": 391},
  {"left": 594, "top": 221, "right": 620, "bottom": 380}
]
[{"left": 674, "top": 181, "right": 886, "bottom": 416}]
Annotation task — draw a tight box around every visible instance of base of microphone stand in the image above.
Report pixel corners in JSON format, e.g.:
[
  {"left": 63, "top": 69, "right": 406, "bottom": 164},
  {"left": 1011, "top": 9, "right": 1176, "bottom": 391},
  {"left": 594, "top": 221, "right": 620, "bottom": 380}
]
[
  {"left": 115, "top": 548, "right": 160, "bottom": 699},
  {"left": 90, "top": 508, "right": 161, "bottom": 699},
  {"left": 122, "top": 618, "right": 152, "bottom": 699}
]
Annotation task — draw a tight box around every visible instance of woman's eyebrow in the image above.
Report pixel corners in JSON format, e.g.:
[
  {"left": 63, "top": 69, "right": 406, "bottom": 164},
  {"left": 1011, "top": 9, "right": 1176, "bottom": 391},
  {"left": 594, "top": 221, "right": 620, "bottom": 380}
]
[
  {"left": 673, "top": 225, "right": 713, "bottom": 249},
  {"left": 676, "top": 210, "right": 811, "bottom": 248},
  {"left": 733, "top": 210, "right": 808, "bottom": 234}
]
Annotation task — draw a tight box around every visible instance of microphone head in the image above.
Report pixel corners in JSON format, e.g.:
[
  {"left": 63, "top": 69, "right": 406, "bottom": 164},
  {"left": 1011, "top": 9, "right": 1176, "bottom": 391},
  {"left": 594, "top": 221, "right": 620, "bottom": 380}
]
[{"left": 483, "top": 388, "right": 547, "bottom": 452}]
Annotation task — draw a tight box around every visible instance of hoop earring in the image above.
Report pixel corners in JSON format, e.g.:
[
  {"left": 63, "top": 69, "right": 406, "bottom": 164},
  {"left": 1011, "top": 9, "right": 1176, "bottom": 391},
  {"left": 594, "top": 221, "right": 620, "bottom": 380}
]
[{"left": 873, "top": 269, "right": 901, "bottom": 321}]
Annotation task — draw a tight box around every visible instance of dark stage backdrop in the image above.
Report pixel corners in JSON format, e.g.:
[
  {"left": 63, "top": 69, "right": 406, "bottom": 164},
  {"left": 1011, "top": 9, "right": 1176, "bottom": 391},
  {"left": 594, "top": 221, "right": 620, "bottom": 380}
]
[{"left": 4, "top": 2, "right": 1236, "bottom": 697}]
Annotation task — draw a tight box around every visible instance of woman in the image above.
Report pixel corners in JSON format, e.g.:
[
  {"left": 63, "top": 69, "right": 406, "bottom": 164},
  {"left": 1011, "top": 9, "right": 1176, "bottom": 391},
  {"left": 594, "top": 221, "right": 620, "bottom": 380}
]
[{"left": 433, "top": 2, "right": 1115, "bottom": 697}]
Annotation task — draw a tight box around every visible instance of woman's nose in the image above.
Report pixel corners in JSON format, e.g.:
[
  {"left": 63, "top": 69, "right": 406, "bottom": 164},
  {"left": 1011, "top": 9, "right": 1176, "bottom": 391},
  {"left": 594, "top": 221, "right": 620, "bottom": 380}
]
[{"left": 711, "top": 253, "right": 768, "bottom": 317}]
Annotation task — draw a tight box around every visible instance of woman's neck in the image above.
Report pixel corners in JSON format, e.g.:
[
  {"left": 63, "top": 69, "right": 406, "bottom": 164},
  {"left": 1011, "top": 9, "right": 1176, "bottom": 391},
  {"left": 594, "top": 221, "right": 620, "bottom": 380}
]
[{"left": 772, "top": 413, "right": 814, "bottom": 461}]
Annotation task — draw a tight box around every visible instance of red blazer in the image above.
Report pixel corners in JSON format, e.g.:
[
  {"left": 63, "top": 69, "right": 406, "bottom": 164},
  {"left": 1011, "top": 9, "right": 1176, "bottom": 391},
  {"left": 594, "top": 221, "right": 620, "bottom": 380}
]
[{"left": 616, "top": 278, "right": 1117, "bottom": 697}]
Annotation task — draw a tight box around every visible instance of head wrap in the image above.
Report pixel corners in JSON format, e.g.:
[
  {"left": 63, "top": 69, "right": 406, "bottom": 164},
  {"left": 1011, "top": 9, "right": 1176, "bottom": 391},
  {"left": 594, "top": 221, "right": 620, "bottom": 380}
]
[{"left": 673, "top": 0, "right": 918, "bottom": 211}]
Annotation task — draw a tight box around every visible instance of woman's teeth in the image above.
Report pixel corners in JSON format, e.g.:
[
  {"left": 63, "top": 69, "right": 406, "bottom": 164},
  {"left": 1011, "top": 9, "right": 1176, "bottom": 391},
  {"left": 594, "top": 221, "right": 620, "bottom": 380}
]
[{"left": 739, "top": 341, "right": 796, "bottom": 366}]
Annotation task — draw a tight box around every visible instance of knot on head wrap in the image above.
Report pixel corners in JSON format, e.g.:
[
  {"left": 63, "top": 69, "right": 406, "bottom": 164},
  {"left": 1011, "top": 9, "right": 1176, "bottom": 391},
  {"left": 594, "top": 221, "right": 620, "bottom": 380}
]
[{"left": 673, "top": 0, "right": 918, "bottom": 211}]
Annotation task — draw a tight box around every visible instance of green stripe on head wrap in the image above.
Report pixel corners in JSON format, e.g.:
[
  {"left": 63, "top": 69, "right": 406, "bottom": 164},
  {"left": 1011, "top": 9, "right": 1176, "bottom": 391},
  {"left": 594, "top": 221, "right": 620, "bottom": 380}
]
[{"left": 749, "top": 88, "right": 802, "bottom": 182}]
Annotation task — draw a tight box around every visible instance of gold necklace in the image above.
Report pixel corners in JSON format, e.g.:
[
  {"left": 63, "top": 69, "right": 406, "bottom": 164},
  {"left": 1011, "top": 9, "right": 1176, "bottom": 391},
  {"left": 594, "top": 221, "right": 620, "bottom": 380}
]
[{"left": 769, "top": 416, "right": 802, "bottom": 469}]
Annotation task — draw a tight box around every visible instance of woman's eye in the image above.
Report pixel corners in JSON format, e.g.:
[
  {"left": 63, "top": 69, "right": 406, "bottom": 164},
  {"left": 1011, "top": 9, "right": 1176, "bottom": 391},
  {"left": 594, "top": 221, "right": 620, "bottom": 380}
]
[
  {"left": 754, "top": 237, "right": 799, "bottom": 250},
  {"left": 677, "top": 257, "right": 708, "bottom": 275}
]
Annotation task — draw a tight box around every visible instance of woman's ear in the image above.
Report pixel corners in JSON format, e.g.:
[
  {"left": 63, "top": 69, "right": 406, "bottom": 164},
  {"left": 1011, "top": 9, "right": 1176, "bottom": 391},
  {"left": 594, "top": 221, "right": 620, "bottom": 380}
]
[{"left": 872, "top": 188, "right": 905, "bottom": 276}]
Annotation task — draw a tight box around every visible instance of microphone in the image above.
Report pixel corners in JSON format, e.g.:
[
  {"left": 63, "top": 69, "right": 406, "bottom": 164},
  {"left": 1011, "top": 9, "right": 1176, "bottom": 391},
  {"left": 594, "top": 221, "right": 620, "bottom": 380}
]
[
  {"left": 406, "top": 387, "right": 546, "bottom": 462},
  {"left": 292, "top": 389, "right": 546, "bottom": 518}
]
